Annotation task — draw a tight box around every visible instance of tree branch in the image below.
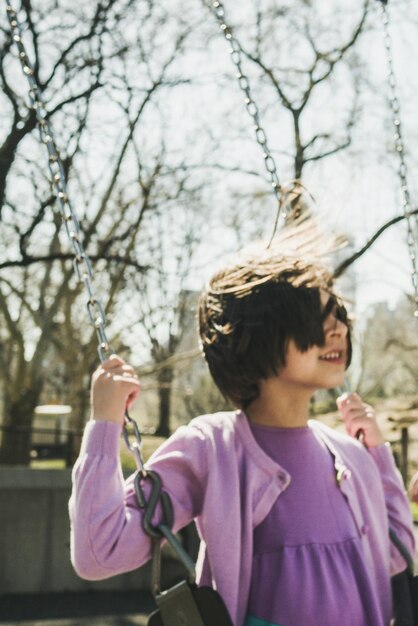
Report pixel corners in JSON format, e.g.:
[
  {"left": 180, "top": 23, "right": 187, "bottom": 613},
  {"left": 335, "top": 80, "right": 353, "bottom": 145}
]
[
  {"left": 334, "top": 209, "right": 418, "bottom": 277},
  {"left": 0, "top": 253, "right": 149, "bottom": 273}
]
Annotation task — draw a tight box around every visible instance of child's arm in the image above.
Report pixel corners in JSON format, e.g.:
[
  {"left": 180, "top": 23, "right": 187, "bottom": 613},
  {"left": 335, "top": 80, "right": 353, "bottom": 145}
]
[
  {"left": 69, "top": 355, "right": 206, "bottom": 580},
  {"left": 338, "top": 393, "right": 416, "bottom": 574}
]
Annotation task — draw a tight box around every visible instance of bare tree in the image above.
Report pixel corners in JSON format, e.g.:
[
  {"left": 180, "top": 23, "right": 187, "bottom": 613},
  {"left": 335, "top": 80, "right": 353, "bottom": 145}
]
[
  {"left": 1, "top": 0, "right": 417, "bottom": 466},
  {"left": 241, "top": 0, "right": 369, "bottom": 182},
  {"left": 124, "top": 170, "right": 207, "bottom": 436},
  {"left": 0, "top": 0, "right": 197, "bottom": 464},
  {"left": 202, "top": 0, "right": 417, "bottom": 265}
]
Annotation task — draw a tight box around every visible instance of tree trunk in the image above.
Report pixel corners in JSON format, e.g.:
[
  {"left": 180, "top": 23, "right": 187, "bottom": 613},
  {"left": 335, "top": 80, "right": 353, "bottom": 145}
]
[
  {"left": 155, "top": 366, "right": 174, "bottom": 438},
  {"left": 0, "top": 113, "right": 37, "bottom": 217},
  {"left": 0, "top": 387, "right": 41, "bottom": 465}
]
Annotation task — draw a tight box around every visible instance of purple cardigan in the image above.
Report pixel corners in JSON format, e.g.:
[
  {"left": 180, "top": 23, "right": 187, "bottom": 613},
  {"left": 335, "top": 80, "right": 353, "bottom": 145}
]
[{"left": 69, "top": 411, "right": 415, "bottom": 626}]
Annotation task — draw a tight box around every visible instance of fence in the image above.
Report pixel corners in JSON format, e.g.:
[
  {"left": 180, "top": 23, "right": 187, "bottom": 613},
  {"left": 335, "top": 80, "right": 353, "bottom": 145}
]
[
  {"left": 0, "top": 424, "right": 82, "bottom": 467},
  {"left": 0, "top": 467, "right": 191, "bottom": 594}
]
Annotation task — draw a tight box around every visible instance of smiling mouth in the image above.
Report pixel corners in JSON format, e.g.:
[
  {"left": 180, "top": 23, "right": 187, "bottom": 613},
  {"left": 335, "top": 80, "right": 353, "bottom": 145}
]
[{"left": 319, "top": 350, "right": 344, "bottom": 362}]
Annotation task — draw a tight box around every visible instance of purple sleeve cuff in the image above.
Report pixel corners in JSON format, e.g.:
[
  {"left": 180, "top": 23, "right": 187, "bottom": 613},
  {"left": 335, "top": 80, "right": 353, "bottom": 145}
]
[
  {"left": 79, "top": 420, "right": 122, "bottom": 458},
  {"left": 368, "top": 442, "right": 397, "bottom": 473}
]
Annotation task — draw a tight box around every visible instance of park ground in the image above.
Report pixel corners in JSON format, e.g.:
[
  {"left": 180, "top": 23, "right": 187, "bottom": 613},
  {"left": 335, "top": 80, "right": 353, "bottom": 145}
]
[{"left": 0, "top": 589, "right": 154, "bottom": 625}]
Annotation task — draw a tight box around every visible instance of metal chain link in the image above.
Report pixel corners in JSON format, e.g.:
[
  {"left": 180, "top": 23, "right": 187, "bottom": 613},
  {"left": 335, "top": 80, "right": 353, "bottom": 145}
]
[
  {"left": 6, "top": 4, "right": 111, "bottom": 362},
  {"left": 204, "top": 0, "right": 286, "bottom": 244},
  {"left": 377, "top": 0, "right": 418, "bottom": 320},
  {"left": 6, "top": 3, "right": 146, "bottom": 471},
  {"left": 210, "top": 0, "right": 418, "bottom": 320}
]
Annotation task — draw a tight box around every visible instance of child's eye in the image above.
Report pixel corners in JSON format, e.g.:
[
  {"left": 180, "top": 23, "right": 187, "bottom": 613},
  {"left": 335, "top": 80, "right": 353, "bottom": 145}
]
[
  {"left": 320, "top": 294, "right": 349, "bottom": 331},
  {"left": 322, "top": 304, "right": 348, "bottom": 332},
  {"left": 335, "top": 304, "right": 348, "bottom": 324}
]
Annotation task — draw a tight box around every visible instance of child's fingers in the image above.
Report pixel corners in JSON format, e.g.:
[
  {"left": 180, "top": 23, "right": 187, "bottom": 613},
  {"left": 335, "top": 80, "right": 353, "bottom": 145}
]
[
  {"left": 126, "top": 388, "right": 140, "bottom": 410},
  {"left": 113, "top": 377, "right": 141, "bottom": 410},
  {"left": 344, "top": 415, "right": 373, "bottom": 437},
  {"left": 112, "top": 373, "right": 140, "bottom": 386},
  {"left": 343, "top": 414, "right": 384, "bottom": 446},
  {"left": 337, "top": 393, "right": 374, "bottom": 420},
  {"left": 337, "top": 392, "right": 384, "bottom": 447},
  {"left": 90, "top": 366, "right": 140, "bottom": 424},
  {"left": 101, "top": 370, "right": 140, "bottom": 402},
  {"left": 337, "top": 392, "right": 363, "bottom": 411},
  {"left": 104, "top": 366, "right": 137, "bottom": 379},
  {"left": 101, "top": 354, "right": 126, "bottom": 370},
  {"left": 96, "top": 358, "right": 137, "bottom": 382},
  {"left": 340, "top": 403, "right": 370, "bottom": 423},
  {"left": 92, "top": 356, "right": 125, "bottom": 381},
  {"left": 340, "top": 405, "right": 375, "bottom": 423}
]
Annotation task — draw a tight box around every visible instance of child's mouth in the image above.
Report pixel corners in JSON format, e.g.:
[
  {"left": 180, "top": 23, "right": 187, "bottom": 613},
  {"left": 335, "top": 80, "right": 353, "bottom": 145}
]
[{"left": 319, "top": 350, "right": 344, "bottom": 363}]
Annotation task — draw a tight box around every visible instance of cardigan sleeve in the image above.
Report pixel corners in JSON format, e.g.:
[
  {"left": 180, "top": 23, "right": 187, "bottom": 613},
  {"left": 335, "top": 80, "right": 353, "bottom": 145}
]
[
  {"left": 369, "top": 443, "right": 416, "bottom": 575},
  {"left": 69, "top": 419, "right": 208, "bottom": 580}
]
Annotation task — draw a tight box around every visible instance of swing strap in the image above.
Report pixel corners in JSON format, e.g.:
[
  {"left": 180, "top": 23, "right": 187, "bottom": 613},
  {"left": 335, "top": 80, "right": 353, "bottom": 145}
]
[
  {"left": 134, "top": 469, "right": 196, "bottom": 596},
  {"left": 390, "top": 528, "right": 415, "bottom": 575},
  {"left": 135, "top": 469, "right": 234, "bottom": 626}
]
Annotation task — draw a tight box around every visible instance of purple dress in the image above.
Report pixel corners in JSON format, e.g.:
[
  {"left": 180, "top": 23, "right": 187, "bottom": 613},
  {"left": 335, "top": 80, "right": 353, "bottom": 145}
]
[{"left": 246, "top": 423, "right": 387, "bottom": 626}]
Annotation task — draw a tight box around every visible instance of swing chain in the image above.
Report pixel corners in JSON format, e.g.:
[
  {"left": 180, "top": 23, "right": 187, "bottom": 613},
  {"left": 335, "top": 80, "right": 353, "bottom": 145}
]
[
  {"left": 205, "top": 0, "right": 286, "bottom": 242},
  {"left": 123, "top": 412, "right": 147, "bottom": 475},
  {"left": 377, "top": 1, "right": 418, "bottom": 318},
  {"left": 6, "top": 3, "right": 147, "bottom": 468},
  {"left": 5, "top": 3, "right": 113, "bottom": 362}
]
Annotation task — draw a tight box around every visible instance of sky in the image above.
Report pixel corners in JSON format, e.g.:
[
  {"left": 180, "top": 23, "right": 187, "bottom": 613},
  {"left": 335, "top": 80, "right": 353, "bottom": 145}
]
[
  {"left": 196, "top": 0, "right": 418, "bottom": 318},
  {"left": 3, "top": 0, "right": 418, "bottom": 323}
]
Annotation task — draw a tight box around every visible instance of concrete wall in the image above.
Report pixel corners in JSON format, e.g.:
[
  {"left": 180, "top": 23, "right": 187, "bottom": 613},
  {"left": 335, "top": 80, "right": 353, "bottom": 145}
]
[{"left": 0, "top": 468, "right": 185, "bottom": 594}]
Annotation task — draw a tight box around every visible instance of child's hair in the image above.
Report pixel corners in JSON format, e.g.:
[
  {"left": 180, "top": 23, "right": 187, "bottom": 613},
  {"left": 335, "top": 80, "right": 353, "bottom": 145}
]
[{"left": 198, "top": 250, "right": 352, "bottom": 408}]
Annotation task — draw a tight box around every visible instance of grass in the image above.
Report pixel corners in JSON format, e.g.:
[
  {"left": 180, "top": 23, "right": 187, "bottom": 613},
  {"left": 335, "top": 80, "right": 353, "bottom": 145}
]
[
  {"left": 411, "top": 502, "right": 418, "bottom": 524},
  {"left": 120, "top": 435, "right": 166, "bottom": 474},
  {"left": 30, "top": 459, "right": 66, "bottom": 469}
]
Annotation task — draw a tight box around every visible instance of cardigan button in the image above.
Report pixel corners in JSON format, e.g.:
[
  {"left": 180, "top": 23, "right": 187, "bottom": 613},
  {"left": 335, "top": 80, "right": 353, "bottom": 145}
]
[
  {"left": 361, "top": 523, "right": 369, "bottom": 535},
  {"left": 336, "top": 466, "right": 351, "bottom": 486}
]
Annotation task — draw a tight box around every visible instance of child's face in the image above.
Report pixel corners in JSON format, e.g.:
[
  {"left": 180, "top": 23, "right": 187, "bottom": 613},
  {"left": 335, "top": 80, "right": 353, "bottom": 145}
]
[{"left": 277, "top": 293, "right": 349, "bottom": 393}]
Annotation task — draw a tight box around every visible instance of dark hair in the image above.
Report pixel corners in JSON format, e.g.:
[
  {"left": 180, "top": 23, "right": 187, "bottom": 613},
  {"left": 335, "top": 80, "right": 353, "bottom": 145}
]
[{"left": 198, "top": 252, "right": 352, "bottom": 408}]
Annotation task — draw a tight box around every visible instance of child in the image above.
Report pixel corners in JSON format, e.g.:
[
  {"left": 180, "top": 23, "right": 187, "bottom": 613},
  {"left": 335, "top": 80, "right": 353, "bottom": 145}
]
[{"left": 69, "top": 249, "right": 415, "bottom": 626}]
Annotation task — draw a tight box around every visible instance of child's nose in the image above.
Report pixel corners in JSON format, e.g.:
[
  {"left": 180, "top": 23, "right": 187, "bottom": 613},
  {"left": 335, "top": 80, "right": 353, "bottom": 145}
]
[
  {"left": 334, "top": 320, "right": 348, "bottom": 337},
  {"left": 326, "top": 317, "right": 348, "bottom": 337}
]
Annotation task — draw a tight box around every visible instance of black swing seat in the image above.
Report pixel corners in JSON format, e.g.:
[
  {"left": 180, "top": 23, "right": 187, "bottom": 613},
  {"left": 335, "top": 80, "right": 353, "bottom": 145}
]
[
  {"left": 148, "top": 580, "right": 234, "bottom": 626},
  {"left": 390, "top": 528, "right": 418, "bottom": 626}
]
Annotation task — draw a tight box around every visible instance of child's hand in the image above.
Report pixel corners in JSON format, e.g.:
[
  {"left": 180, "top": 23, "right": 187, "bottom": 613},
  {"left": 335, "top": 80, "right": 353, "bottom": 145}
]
[
  {"left": 90, "top": 354, "right": 140, "bottom": 426},
  {"left": 408, "top": 472, "right": 418, "bottom": 504},
  {"left": 337, "top": 392, "right": 385, "bottom": 448}
]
